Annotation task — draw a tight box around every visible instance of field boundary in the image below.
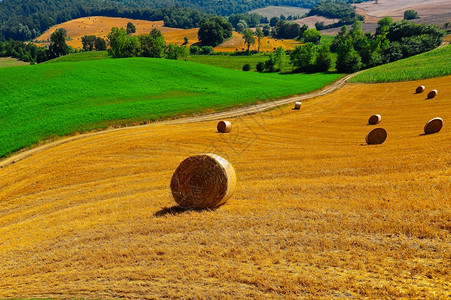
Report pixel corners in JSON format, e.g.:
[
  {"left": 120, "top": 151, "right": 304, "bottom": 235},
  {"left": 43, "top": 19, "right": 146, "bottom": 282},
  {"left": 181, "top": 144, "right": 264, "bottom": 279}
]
[{"left": 0, "top": 72, "right": 357, "bottom": 169}]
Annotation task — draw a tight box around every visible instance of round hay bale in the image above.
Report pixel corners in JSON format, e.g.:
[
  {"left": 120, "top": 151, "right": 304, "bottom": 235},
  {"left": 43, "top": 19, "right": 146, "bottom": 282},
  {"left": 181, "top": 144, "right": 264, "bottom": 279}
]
[
  {"left": 170, "top": 154, "right": 237, "bottom": 208},
  {"left": 416, "top": 85, "right": 425, "bottom": 93},
  {"left": 293, "top": 101, "right": 302, "bottom": 110},
  {"left": 424, "top": 117, "right": 443, "bottom": 134},
  {"left": 217, "top": 120, "right": 232, "bottom": 133},
  {"left": 365, "top": 128, "right": 387, "bottom": 145},
  {"left": 368, "top": 114, "right": 382, "bottom": 125},
  {"left": 427, "top": 89, "right": 438, "bottom": 99}
]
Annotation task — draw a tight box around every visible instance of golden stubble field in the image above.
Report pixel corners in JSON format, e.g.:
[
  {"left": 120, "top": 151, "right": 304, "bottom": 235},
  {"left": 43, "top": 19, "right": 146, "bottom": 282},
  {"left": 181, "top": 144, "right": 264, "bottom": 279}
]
[
  {"left": 0, "top": 76, "right": 449, "bottom": 298},
  {"left": 34, "top": 16, "right": 301, "bottom": 52}
]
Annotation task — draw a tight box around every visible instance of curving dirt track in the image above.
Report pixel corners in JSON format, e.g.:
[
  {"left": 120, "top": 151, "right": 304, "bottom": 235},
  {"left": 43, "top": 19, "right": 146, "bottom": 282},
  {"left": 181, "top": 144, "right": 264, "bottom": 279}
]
[
  {"left": 0, "top": 75, "right": 449, "bottom": 298},
  {"left": 0, "top": 73, "right": 356, "bottom": 169}
]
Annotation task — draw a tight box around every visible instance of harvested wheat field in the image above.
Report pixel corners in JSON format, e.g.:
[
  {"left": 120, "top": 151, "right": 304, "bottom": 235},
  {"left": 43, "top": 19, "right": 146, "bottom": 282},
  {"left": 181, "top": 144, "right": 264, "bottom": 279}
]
[
  {"left": 0, "top": 76, "right": 450, "bottom": 299},
  {"left": 213, "top": 31, "right": 301, "bottom": 52},
  {"left": 34, "top": 16, "right": 298, "bottom": 52},
  {"left": 34, "top": 17, "right": 199, "bottom": 49}
]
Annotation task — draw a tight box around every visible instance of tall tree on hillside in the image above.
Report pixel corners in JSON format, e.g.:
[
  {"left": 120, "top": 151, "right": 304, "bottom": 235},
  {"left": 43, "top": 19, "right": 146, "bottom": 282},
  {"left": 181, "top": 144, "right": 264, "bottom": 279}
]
[
  {"left": 48, "top": 28, "right": 70, "bottom": 58},
  {"left": 107, "top": 27, "right": 140, "bottom": 58},
  {"left": 243, "top": 28, "right": 255, "bottom": 51},
  {"left": 274, "top": 47, "right": 285, "bottom": 72},
  {"left": 95, "top": 37, "right": 107, "bottom": 51},
  {"left": 255, "top": 27, "right": 264, "bottom": 52},
  {"left": 126, "top": 22, "right": 136, "bottom": 35},
  {"left": 198, "top": 16, "right": 233, "bottom": 47},
  {"left": 139, "top": 29, "right": 166, "bottom": 58},
  {"left": 81, "top": 35, "right": 96, "bottom": 51}
]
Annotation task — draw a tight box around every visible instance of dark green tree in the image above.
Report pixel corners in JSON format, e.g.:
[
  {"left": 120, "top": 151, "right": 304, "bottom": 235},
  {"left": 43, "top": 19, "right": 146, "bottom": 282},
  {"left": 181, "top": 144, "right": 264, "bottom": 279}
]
[
  {"left": 303, "top": 28, "right": 321, "bottom": 44},
  {"left": 126, "top": 22, "right": 136, "bottom": 35},
  {"left": 243, "top": 28, "right": 255, "bottom": 51},
  {"left": 48, "top": 28, "right": 69, "bottom": 58},
  {"left": 255, "top": 27, "right": 264, "bottom": 52},
  {"left": 95, "top": 37, "right": 107, "bottom": 51},
  {"left": 404, "top": 10, "right": 419, "bottom": 20},
  {"left": 166, "top": 44, "right": 180, "bottom": 59},
  {"left": 198, "top": 17, "right": 233, "bottom": 47},
  {"left": 107, "top": 27, "right": 140, "bottom": 58},
  {"left": 336, "top": 39, "right": 362, "bottom": 73},
  {"left": 138, "top": 29, "right": 166, "bottom": 58},
  {"left": 315, "top": 43, "right": 332, "bottom": 72},
  {"left": 81, "top": 35, "right": 96, "bottom": 51},
  {"left": 290, "top": 43, "right": 316, "bottom": 71}
]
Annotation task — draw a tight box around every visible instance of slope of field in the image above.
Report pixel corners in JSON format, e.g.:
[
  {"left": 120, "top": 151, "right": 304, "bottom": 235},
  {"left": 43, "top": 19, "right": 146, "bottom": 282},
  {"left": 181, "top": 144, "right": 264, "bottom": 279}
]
[
  {"left": 250, "top": 6, "right": 309, "bottom": 19},
  {"left": 0, "top": 57, "right": 28, "bottom": 68},
  {"left": 0, "top": 75, "right": 449, "bottom": 298},
  {"left": 295, "top": 15, "right": 339, "bottom": 28},
  {"left": 352, "top": 45, "right": 451, "bottom": 83},
  {"left": 34, "top": 16, "right": 301, "bottom": 52},
  {"left": 0, "top": 58, "right": 341, "bottom": 158},
  {"left": 214, "top": 31, "right": 302, "bottom": 52}
]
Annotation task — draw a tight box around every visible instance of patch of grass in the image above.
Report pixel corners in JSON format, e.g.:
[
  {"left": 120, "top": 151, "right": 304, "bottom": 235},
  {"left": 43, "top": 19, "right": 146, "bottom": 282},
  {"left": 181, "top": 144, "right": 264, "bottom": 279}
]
[
  {"left": 187, "top": 54, "right": 295, "bottom": 72},
  {"left": 351, "top": 45, "right": 451, "bottom": 83},
  {"left": 0, "top": 58, "right": 342, "bottom": 158},
  {"left": 46, "top": 51, "right": 109, "bottom": 63}
]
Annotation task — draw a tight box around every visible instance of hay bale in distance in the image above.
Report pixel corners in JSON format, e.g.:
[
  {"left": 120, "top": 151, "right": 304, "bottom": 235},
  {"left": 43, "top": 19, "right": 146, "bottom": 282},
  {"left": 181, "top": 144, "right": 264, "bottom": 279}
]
[
  {"left": 368, "top": 114, "right": 382, "bottom": 125},
  {"left": 293, "top": 102, "right": 302, "bottom": 110},
  {"left": 427, "top": 89, "right": 438, "bottom": 99},
  {"left": 170, "top": 154, "right": 237, "bottom": 208},
  {"left": 217, "top": 120, "right": 232, "bottom": 133},
  {"left": 416, "top": 85, "right": 425, "bottom": 93},
  {"left": 424, "top": 117, "right": 443, "bottom": 134},
  {"left": 365, "top": 128, "right": 387, "bottom": 145}
]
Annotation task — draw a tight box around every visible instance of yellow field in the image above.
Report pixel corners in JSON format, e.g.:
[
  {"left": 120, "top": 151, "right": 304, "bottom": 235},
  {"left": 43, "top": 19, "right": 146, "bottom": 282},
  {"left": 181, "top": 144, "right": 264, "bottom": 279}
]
[
  {"left": 215, "top": 31, "right": 302, "bottom": 52},
  {"left": 34, "top": 16, "right": 300, "bottom": 52},
  {"left": 0, "top": 76, "right": 450, "bottom": 298}
]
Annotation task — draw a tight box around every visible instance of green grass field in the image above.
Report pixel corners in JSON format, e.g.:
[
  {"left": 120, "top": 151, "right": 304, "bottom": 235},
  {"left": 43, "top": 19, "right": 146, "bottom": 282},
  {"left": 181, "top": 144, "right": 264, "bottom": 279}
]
[
  {"left": 46, "top": 51, "right": 109, "bottom": 63},
  {"left": 0, "top": 57, "right": 341, "bottom": 158},
  {"left": 351, "top": 45, "right": 451, "bottom": 83}
]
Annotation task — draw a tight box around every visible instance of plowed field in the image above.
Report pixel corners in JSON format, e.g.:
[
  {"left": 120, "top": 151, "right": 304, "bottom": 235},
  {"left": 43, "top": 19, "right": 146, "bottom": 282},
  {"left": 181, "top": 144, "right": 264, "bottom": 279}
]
[{"left": 0, "top": 76, "right": 449, "bottom": 298}]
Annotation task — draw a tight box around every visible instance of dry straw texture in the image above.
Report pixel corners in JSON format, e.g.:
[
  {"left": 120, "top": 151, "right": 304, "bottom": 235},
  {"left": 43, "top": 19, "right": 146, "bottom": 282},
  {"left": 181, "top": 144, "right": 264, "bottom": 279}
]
[
  {"left": 293, "top": 101, "right": 302, "bottom": 110},
  {"left": 170, "top": 154, "right": 236, "bottom": 208},
  {"left": 427, "top": 89, "right": 438, "bottom": 98},
  {"left": 366, "top": 127, "right": 387, "bottom": 144},
  {"left": 416, "top": 85, "right": 425, "bottom": 93},
  {"left": 217, "top": 120, "right": 232, "bottom": 133},
  {"left": 368, "top": 114, "right": 382, "bottom": 125},
  {"left": 0, "top": 75, "right": 449, "bottom": 299},
  {"left": 424, "top": 117, "right": 444, "bottom": 134}
]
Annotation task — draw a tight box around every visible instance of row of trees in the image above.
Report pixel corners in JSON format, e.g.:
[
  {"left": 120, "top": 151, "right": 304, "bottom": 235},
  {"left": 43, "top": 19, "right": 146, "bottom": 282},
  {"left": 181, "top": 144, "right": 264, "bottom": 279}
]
[
  {"left": 107, "top": 27, "right": 189, "bottom": 60},
  {"left": 333, "top": 19, "right": 445, "bottom": 72},
  {"left": 0, "top": 28, "right": 73, "bottom": 63}
]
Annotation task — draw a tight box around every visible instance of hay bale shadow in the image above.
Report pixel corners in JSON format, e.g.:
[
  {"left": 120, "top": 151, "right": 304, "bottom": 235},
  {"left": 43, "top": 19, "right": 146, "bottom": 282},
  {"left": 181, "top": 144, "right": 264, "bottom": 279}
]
[{"left": 154, "top": 205, "right": 218, "bottom": 217}]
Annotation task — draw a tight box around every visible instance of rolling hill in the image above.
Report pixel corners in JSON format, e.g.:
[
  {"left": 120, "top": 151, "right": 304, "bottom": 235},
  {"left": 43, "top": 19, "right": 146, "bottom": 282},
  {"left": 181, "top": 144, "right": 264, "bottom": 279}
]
[
  {"left": 34, "top": 16, "right": 303, "bottom": 52},
  {"left": 0, "top": 57, "right": 341, "bottom": 158},
  {"left": 0, "top": 72, "right": 449, "bottom": 299}
]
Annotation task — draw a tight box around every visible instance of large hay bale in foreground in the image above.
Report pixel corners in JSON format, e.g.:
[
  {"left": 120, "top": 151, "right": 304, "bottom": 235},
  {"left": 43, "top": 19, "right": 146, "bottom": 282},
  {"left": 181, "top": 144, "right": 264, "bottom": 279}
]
[
  {"left": 366, "top": 128, "right": 387, "bottom": 145},
  {"left": 424, "top": 117, "right": 443, "bottom": 134},
  {"left": 217, "top": 120, "right": 232, "bottom": 133},
  {"left": 368, "top": 114, "right": 382, "bottom": 125},
  {"left": 416, "top": 85, "right": 425, "bottom": 93},
  {"left": 170, "top": 154, "right": 237, "bottom": 208},
  {"left": 427, "top": 89, "right": 438, "bottom": 99},
  {"left": 293, "top": 102, "right": 302, "bottom": 110}
]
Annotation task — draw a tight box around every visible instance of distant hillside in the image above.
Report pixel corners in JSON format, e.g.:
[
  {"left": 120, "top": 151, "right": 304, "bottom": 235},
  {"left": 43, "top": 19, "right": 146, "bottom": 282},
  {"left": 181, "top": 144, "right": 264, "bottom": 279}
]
[{"left": 0, "top": 0, "right": 324, "bottom": 41}]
